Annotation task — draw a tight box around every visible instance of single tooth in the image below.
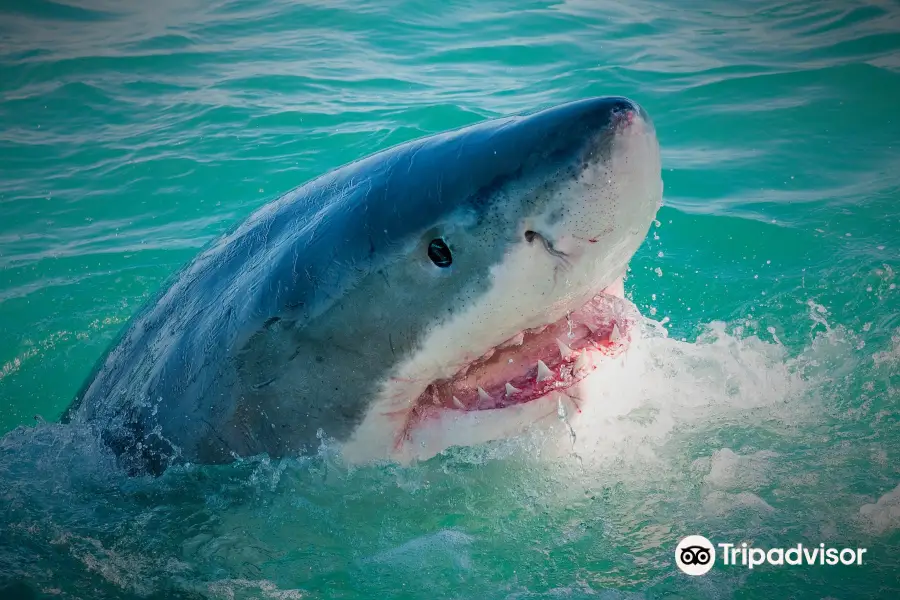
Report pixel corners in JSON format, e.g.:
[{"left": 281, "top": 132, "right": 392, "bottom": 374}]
[
  {"left": 610, "top": 323, "right": 622, "bottom": 343},
  {"left": 477, "top": 387, "right": 492, "bottom": 403},
  {"left": 556, "top": 338, "right": 574, "bottom": 358},
  {"left": 502, "top": 332, "right": 525, "bottom": 348},
  {"left": 505, "top": 382, "right": 521, "bottom": 396},
  {"left": 573, "top": 352, "right": 589, "bottom": 372},
  {"left": 452, "top": 396, "right": 465, "bottom": 409},
  {"left": 536, "top": 360, "right": 553, "bottom": 382}
]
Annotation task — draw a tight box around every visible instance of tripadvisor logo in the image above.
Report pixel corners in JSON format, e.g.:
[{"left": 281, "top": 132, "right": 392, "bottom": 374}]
[
  {"left": 675, "top": 536, "right": 868, "bottom": 575},
  {"left": 675, "top": 535, "right": 716, "bottom": 576}
]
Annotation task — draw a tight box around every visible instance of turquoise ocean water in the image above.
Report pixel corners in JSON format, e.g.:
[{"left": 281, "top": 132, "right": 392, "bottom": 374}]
[{"left": 1, "top": 0, "right": 899, "bottom": 598}]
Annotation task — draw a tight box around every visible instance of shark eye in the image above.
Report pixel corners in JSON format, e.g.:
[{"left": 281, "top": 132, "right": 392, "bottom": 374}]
[{"left": 427, "top": 238, "right": 452, "bottom": 268}]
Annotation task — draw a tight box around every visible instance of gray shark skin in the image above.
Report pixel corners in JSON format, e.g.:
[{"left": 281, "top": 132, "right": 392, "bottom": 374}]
[{"left": 63, "top": 97, "right": 663, "bottom": 476}]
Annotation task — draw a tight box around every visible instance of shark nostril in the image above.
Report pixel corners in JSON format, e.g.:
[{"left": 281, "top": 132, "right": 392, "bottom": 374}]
[{"left": 524, "top": 230, "right": 569, "bottom": 262}]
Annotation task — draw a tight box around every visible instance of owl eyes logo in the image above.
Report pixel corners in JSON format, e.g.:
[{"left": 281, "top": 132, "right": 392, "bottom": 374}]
[
  {"left": 675, "top": 535, "right": 716, "bottom": 576},
  {"left": 680, "top": 545, "right": 711, "bottom": 565}
]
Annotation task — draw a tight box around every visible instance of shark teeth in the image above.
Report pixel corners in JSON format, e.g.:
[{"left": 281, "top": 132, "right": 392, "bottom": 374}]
[
  {"left": 505, "top": 382, "right": 521, "bottom": 396},
  {"left": 573, "top": 352, "right": 589, "bottom": 372},
  {"left": 452, "top": 396, "right": 465, "bottom": 409},
  {"left": 536, "top": 360, "right": 553, "bottom": 382},
  {"left": 477, "top": 387, "right": 492, "bottom": 403},
  {"left": 501, "top": 332, "right": 525, "bottom": 348},
  {"left": 556, "top": 338, "right": 574, "bottom": 359},
  {"left": 610, "top": 323, "right": 622, "bottom": 343}
]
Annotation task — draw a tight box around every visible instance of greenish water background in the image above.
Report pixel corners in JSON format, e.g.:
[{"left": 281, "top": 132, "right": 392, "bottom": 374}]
[{"left": 1, "top": 0, "right": 899, "bottom": 598}]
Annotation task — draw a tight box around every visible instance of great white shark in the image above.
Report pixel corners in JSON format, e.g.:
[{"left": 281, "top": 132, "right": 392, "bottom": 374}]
[{"left": 63, "top": 96, "right": 663, "bottom": 476}]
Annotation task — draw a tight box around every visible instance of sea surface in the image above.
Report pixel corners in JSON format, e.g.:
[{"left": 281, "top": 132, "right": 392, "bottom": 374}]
[{"left": 1, "top": 0, "right": 899, "bottom": 598}]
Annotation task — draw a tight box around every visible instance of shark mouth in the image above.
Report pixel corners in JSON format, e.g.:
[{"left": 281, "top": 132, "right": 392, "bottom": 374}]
[{"left": 398, "top": 291, "right": 635, "bottom": 446}]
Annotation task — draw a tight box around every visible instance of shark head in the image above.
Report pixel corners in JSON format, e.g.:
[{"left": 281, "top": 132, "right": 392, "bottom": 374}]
[
  {"left": 67, "top": 96, "right": 663, "bottom": 474},
  {"left": 226, "top": 96, "right": 663, "bottom": 464}
]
